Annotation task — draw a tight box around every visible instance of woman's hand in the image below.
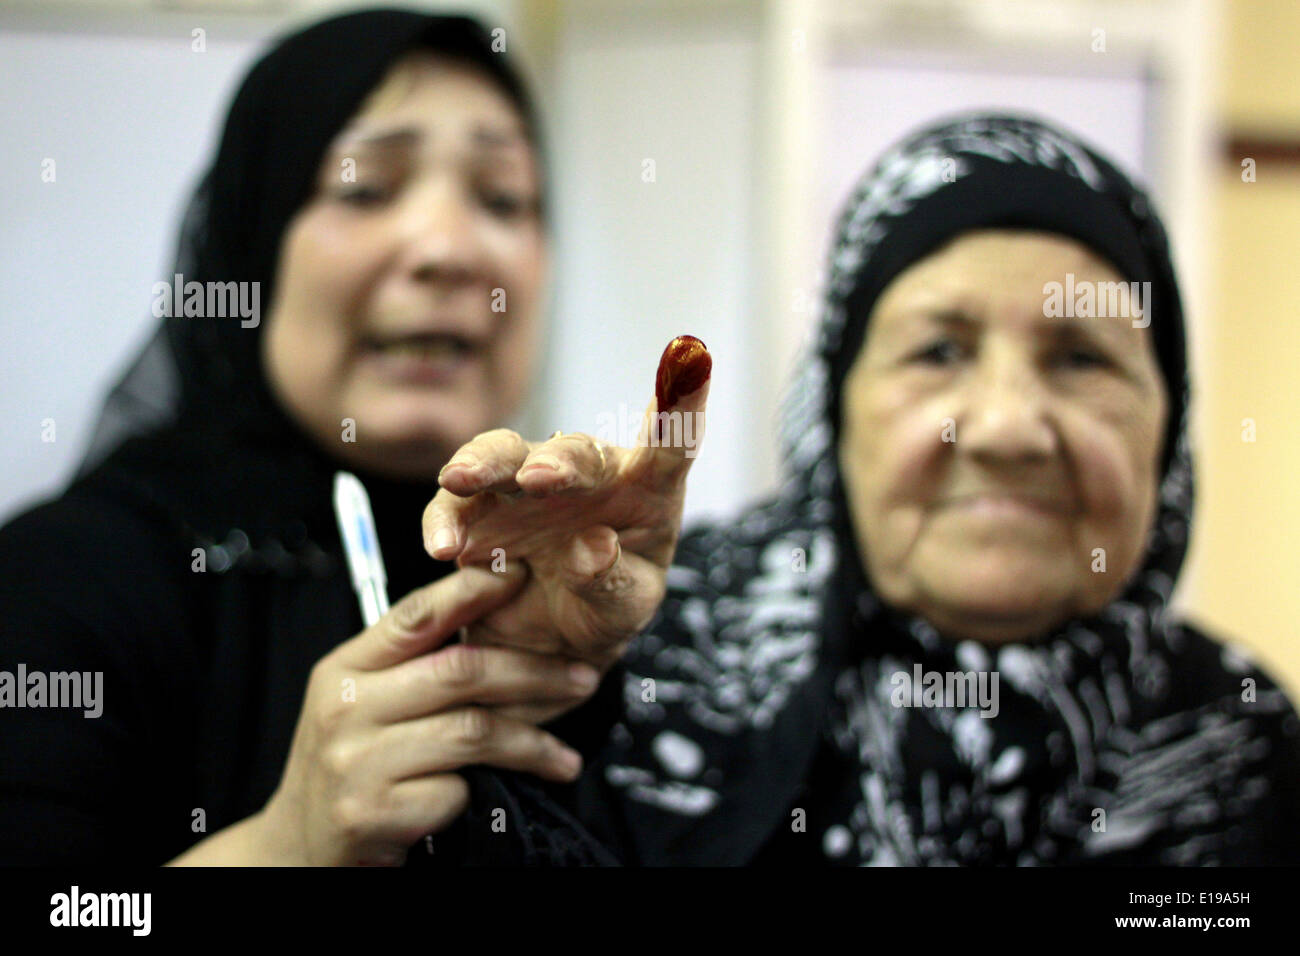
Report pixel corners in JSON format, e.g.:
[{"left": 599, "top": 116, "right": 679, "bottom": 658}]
[
  {"left": 421, "top": 335, "right": 712, "bottom": 676},
  {"left": 254, "top": 563, "right": 602, "bottom": 866}
]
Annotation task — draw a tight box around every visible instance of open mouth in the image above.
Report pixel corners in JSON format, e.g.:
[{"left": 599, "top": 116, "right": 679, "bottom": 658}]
[
  {"left": 363, "top": 332, "right": 478, "bottom": 361},
  {"left": 360, "top": 332, "right": 482, "bottom": 383}
]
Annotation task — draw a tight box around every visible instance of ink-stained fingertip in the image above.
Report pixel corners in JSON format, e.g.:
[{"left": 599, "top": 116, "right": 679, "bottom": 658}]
[{"left": 655, "top": 335, "right": 712, "bottom": 411}]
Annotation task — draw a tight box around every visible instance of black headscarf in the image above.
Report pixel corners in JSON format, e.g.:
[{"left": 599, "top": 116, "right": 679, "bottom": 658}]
[
  {"left": 590, "top": 113, "right": 1300, "bottom": 866},
  {"left": 62, "top": 7, "right": 616, "bottom": 866}
]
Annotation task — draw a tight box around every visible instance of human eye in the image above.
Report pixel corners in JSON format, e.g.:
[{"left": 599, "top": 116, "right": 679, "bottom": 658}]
[
  {"left": 1053, "top": 344, "right": 1113, "bottom": 371},
  {"left": 335, "top": 183, "right": 392, "bottom": 207},
  {"left": 478, "top": 188, "right": 536, "bottom": 219},
  {"left": 910, "top": 337, "right": 966, "bottom": 365}
]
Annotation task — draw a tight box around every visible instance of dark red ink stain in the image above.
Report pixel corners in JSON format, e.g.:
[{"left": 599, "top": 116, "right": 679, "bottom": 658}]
[{"left": 655, "top": 335, "right": 711, "bottom": 411}]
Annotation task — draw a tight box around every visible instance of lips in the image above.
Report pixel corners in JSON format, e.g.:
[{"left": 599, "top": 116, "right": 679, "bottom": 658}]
[{"left": 945, "top": 493, "right": 1071, "bottom": 518}]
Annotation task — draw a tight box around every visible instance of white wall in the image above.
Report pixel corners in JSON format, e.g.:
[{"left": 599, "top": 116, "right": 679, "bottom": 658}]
[
  {"left": 0, "top": 16, "right": 271, "bottom": 525},
  {"left": 542, "top": 1, "right": 763, "bottom": 524}
]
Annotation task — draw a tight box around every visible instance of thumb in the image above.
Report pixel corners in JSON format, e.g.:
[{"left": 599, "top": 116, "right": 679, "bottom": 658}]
[
  {"left": 336, "top": 562, "right": 527, "bottom": 671},
  {"left": 634, "top": 334, "right": 712, "bottom": 482}
]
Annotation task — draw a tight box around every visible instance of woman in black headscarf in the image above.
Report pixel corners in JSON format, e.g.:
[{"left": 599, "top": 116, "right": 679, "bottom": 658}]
[
  {"left": 434, "top": 113, "right": 1300, "bottom": 865},
  {"left": 0, "top": 8, "right": 629, "bottom": 866}
]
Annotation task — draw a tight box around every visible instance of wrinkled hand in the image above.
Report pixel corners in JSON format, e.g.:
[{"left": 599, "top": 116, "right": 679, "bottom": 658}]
[
  {"left": 422, "top": 336, "right": 712, "bottom": 677},
  {"left": 259, "top": 564, "right": 598, "bottom": 866}
]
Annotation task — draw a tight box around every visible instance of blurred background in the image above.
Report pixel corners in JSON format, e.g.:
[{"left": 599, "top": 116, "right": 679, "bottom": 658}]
[{"left": 1, "top": 0, "right": 1295, "bottom": 694}]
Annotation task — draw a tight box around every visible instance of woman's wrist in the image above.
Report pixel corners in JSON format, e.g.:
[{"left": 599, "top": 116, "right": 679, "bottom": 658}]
[
  {"left": 164, "top": 803, "right": 298, "bottom": 866},
  {"left": 246, "top": 790, "right": 309, "bottom": 865}
]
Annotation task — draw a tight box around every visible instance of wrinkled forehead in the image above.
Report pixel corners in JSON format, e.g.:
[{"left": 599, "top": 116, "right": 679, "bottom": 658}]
[{"left": 869, "top": 229, "right": 1136, "bottom": 325}]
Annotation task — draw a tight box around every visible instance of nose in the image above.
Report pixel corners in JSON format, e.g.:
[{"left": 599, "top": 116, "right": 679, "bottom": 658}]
[
  {"left": 399, "top": 179, "right": 486, "bottom": 291},
  {"left": 957, "top": 347, "right": 1058, "bottom": 463}
]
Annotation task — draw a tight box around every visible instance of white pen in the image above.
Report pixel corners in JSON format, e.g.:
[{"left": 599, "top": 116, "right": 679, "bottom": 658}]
[{"left": 333, "top": 471, "right": 389, "bottom": 627}]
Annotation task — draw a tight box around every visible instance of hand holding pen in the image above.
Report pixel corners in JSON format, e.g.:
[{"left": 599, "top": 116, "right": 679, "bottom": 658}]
[{"left": 241, "top": 473, "right": 602, "bottom": 866}]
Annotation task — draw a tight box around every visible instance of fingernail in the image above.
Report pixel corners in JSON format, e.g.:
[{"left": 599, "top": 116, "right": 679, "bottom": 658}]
[
  {"left": 576, "top": 526, "right": 619, "bottom": 578},
  {"left": 558, "top": 747, "right": 583, "bottom": 775},
  {"left": 440, "top": 455, "right": 478, "bottom": 479},
  {"left": 569, "top": 662, "right": 600, "bottom": 691},
  {"left": 430, "top": 526, "right": 457, "bottom": 556},
  {"left": 522, "top": 454, "right": 562, "bottom": 473}
]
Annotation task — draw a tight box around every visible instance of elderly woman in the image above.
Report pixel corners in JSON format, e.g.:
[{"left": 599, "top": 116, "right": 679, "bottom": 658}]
[
  {"left": 429, "top": 114, "right": 1300, "bottom": 865},
  {"left": 0, "top": 9, "right": 668, "bottom": 866}
]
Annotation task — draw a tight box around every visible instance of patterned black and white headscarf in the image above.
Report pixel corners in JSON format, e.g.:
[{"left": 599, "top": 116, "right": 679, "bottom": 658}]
[{"left": 591, "top": 113, "right": 1300, "bottom": 866}]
